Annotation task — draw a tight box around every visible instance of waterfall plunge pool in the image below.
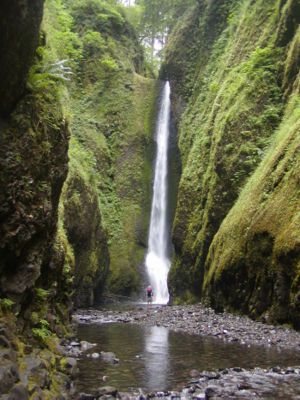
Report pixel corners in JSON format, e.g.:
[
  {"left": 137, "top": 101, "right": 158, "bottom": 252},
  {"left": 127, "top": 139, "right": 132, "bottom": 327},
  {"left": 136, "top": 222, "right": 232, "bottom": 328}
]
[{"left": 74, "top": 322, "right": 300, "bottom": 395}]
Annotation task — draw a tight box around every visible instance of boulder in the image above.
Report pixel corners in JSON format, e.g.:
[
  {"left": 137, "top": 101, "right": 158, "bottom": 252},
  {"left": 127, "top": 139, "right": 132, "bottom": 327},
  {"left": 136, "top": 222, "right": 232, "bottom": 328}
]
[
  {"left": 0, "top": 365, "right": 19, "bottom": 395},
  {"left": 100, "top": 352, "right": 119, "bottom": 364},
  {"left": 7, "top": 384, "right": 28, "bottom": 400},
  {"left": 95, "top": 387, "right": 118, "bottom": 397}
]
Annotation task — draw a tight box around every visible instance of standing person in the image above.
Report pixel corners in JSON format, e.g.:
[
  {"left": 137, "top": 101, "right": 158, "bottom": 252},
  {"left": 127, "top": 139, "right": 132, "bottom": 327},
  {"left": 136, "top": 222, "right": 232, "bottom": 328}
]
[{"left": 146, "top": 285, "right": 153, "bottom": 305}]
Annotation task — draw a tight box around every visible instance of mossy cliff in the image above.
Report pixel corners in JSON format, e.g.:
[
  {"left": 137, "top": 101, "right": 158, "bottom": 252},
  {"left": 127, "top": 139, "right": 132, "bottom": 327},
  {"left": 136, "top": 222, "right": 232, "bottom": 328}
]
[
  {"left": 42, "top": 0, "right": 158, "bottom": 305},
  {"left": 0, "top": 1, "right": 73, "bottom": 397},
  {"left": 163, "top": 0, "right": 300, "bottom": 326}
]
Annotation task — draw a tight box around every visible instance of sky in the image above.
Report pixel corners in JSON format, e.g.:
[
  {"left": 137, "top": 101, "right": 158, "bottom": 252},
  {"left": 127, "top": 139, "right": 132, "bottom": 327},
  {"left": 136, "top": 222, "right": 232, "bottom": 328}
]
[{"left": 119, "top": 0, "right": 135, "bottom": 5}]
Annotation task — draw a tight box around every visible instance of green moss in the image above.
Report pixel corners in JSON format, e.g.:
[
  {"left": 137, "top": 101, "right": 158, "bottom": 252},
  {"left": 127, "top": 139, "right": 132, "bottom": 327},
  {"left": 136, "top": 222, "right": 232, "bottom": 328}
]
[
  {"left": 0, "top": 298, "right": 15, "bottom": 312},
  {"left": 164, "top": 0, "right": 300, "bottom": 327},
  {"left": 203, "top": 91, "right": 300, "bottom": 325},
  {"left": 106, "top": 75, "right": 159, "bottom": 295},
  {"left": 39, "top": 0, "right": 159, "bottom": 303}
]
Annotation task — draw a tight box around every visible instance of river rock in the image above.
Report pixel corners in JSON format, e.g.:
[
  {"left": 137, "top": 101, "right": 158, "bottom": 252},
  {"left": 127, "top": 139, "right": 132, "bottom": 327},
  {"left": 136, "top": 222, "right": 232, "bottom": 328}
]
[
  {"left": 169, "top": 391, "right": 180, "bottom": 399},
  {"left": 237, "top": 382, "right": 251, "bottom": 390},
  {"left": 0, "top": 335, "right": 11, "bottom": 349},
  {"left": 70, "top": 341, "right": 81, "bottom": 347},
  {"left": 79, "top": 393, "right": 95, "bottom": 400},
  {"left": 271, "top": 366, "right": 281, "bottom": 373},
  {"left": 64, "top": 357, "right": 77, "bottom": 368},
  {"left": 232, "top": 367, "right": 243, "bottom": 373},
  {"left": 95, "top": 386, "right": 118, "bottom": 397},
  {"left": 193, "top": 393, "right": 205, "bottom": 400},
  {"left": 0, "top": 365, "right": 19, "bottom": 395},
  {"left": 285, "top": 367, "right": 295, "bottom": 374},
  {"left": 100, "top": 352, "right": 119, "bottom": 364},
  {"left": 7, "top": 384, "right": 29, "bottom": 400},
  {"left": 80, "top": 341, "right": 96, "bottom": 352},
  {"left": 205, "top": 385, "right": 222, "bottom": 398},
  {"left": 199, "top": 371, "right": 220, "bottom": 380},
  {"left": 189, "top": 369, "right": 200, "bottom": 378},
  {"left": 116, "top": 393, "right": 131, "bottom": 400}
]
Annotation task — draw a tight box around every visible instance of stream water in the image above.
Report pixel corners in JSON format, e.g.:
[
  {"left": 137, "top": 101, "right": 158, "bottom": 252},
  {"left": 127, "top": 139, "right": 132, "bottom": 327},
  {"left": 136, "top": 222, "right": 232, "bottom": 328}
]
[{"left": 75, "top": 322, "right": 300, "bottom": 394}]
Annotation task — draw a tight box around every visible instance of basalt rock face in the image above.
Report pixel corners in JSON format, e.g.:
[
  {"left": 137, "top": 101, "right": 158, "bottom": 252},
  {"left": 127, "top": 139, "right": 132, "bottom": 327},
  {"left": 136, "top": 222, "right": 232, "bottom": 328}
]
[
  {"left": 164, "top": 0, "right": 300, "bottom": 326},
  {"left": 0, "top": 0, "right": 70, "bottom": 309},
  {"left": 0, "top": 2, "right": 71, "bottom": 397},
  {"left": 63, "top": 174, "right": 109, "bottom": 307},
  {"left": 0, "top": 94, "right": 69, "bottom": 303},
  {"left": 0, "top": 0, "right": 44, "bottom": 116}
]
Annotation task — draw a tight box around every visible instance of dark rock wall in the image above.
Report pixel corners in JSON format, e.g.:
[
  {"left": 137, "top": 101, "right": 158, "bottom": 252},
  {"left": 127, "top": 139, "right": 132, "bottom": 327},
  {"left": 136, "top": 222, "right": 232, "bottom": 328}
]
[
  {"left": 0, "top": 0, "right": 44, "bottom": 116},
  {"left": 0, "top": 0, "right": 71, "bottom": 310},
  {"left": 0, "top": 95, "right": 69, "bottom": 303},
  {"left": 0, "top": 1, "right": 72, "bottom": 397}
]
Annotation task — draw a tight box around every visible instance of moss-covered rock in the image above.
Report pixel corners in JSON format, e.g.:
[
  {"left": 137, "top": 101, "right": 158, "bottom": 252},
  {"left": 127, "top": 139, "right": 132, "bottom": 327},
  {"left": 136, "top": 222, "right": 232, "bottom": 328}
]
[
  {"left": 0, "top": 63, "right": 69, "bottom": 306},
  {"left": 63, "top": 171, "right": 109, "bottom": 307},
  {"left": 203, "top": 81, "right": 300, "bottom": 327},
  {"left": 63, "top": 71, "right": 158, "bottom": 301},
  {"left": 0, "top": 2, "right": 74, "bottom": 396},
  {"left": 41, "top": 0, "right": 159, "bottom": 303},
  {"left": 164, "top": 0, "right": 300, "bottom": 326}
]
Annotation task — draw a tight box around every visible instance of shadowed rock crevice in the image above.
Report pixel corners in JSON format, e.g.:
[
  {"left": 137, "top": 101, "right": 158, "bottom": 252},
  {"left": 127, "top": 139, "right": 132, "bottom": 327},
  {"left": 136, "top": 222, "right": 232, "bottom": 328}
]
[{"left": 0, "top": 0, "right": 44, "bottom": 116}]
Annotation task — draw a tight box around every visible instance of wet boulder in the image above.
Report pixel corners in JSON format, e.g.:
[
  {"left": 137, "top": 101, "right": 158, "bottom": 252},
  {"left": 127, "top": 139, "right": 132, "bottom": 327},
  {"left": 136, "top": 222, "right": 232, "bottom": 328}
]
[
  {"left": 0, "top": 364, "right": 19, "bottom": 395},
  {"left": 95, "top": 386, "right": 118, "bottom": 397},
  {"left": 100, "top": 352, "right": 119, "bottom": 364},
  {"left": 7, "top": 384, "right": 29, "bottom": 400}
]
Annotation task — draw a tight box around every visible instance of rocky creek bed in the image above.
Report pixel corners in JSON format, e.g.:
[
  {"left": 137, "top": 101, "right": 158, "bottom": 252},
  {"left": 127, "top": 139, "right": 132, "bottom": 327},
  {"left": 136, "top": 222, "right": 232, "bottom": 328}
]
[
  {"left": 73, "top": 304, "right": 300, "bottom": 350},
  {"left": 70, "top": 304, "right": 300, "bottom": 399}
]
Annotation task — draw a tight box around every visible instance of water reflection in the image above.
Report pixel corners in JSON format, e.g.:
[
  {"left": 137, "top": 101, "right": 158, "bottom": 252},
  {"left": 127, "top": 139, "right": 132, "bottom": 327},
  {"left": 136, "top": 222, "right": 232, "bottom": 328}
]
[
  {"left": 144, "top": 326, "right": 169, "bottom": 390},
  {"left": 75, "top": 323, "right": 300, "bottom": 394}
]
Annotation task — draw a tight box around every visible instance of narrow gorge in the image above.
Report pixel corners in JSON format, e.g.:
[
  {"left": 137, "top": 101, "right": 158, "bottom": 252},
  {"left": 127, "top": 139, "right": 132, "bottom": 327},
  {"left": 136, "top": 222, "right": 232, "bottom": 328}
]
[{"left": 0, "top": 0, "right": 299, "bottom": 398}]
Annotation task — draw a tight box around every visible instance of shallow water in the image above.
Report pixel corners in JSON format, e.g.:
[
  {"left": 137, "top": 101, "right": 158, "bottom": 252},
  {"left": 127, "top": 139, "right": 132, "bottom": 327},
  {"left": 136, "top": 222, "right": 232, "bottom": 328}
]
[{"left": 75, "top": 322, "right": 300, "bottom": 393}]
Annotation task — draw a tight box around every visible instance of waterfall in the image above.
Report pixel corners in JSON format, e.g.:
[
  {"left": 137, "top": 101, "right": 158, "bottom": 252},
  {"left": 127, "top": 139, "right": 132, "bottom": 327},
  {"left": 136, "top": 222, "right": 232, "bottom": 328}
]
[{"left": 145, "top": 81, "right": 171, "bottom": 304}]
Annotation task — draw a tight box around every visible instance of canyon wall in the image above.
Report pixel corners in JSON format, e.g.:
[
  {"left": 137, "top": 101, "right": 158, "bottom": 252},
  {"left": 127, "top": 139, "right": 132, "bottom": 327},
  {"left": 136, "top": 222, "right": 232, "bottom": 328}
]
[{"left": 164, "top": 0, "right": 300, "bottom": 327}]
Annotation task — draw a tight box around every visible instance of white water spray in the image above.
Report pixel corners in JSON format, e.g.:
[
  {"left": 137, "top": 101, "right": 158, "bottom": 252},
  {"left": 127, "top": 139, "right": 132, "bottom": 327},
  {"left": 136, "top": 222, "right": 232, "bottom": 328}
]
[{"left": 145, "top": 82, "right": 171, "bottom": 304}]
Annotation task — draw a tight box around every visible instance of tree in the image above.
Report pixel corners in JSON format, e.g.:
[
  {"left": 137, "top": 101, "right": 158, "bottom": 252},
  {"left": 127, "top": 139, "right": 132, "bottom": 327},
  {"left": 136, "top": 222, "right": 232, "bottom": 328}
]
[{"left": 136, "top": 0, "right": 196, "bottom": 61}]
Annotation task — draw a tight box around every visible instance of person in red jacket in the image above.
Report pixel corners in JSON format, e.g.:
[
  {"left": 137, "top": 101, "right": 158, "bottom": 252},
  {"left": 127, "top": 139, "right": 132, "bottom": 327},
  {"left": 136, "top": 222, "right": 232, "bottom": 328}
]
[{"left": 146, "top": 285, "right": 153, "bottom": 304}]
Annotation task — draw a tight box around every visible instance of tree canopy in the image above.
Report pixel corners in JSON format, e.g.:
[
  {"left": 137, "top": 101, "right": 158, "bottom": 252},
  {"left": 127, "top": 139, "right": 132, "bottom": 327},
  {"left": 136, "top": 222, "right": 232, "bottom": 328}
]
[{"left": 120, "top": 0, "right": 197, "bottom": 67}]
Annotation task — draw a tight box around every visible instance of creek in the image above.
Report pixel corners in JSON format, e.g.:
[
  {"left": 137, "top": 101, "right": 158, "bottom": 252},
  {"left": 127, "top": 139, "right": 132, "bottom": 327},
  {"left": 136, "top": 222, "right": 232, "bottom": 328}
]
[{"left": 74, "top": 319, "right": 300, "bottom": 396}]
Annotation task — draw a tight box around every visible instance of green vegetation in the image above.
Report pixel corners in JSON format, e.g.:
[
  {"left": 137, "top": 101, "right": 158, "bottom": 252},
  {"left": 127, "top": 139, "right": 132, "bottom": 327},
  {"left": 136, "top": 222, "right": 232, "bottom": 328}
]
[
  {"left": 164, "top": 0, "right": 300, "bottom": 326},
  {"left": 38, "top": 0, "right": 159, "bottom": 303},
  {"left": 119, "top": 0, "right": 197, "bottom": 71},
  {"left": 204, "top": 89, "right": 300, "bottom": 326},
  {"left": 1, "top": 2, "right": 300, "bottom": 397},
  {"left": 0, "top": 298, "right": 15, "bottom": 312},
  {"left": 32, "top": 319, "right": 52, "bottom": 342}
]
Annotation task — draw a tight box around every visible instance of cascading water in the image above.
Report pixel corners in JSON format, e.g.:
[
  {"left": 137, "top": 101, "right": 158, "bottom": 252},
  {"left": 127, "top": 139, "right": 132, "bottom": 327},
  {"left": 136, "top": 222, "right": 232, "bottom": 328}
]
[{"left": 145, "top": 82, "right": 171, "bottom": 304}]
